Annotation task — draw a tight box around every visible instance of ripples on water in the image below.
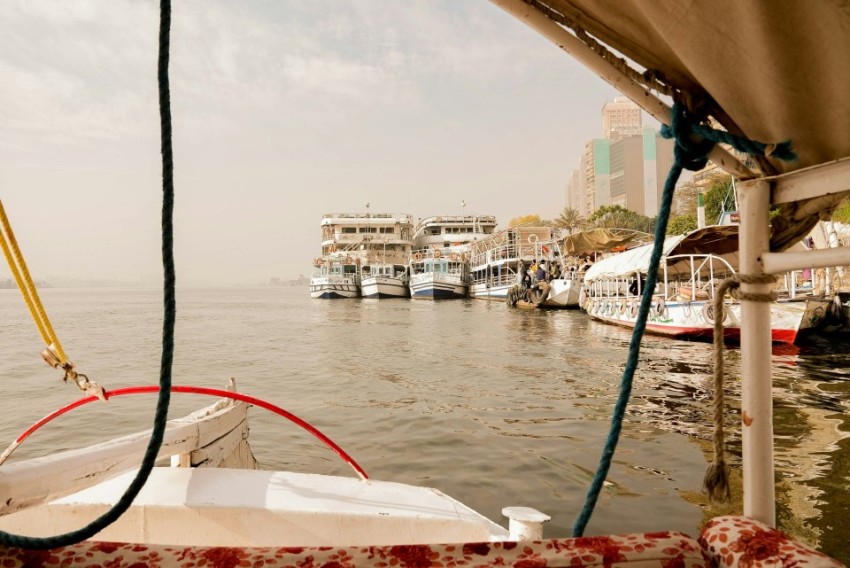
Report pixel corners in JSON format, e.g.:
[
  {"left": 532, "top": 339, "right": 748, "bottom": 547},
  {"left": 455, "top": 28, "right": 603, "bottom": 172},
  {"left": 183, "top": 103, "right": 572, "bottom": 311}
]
[{"left": 0, "top": 287, "right": 847, "bottom": 562}]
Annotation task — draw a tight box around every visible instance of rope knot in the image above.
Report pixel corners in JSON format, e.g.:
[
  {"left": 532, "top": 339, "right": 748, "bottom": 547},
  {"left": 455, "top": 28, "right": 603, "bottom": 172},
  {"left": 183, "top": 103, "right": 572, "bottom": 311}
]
[
  {"left": 661, "top": 103, "right": 798, "bottom": 173},
  {"left": 660, "top": 104, "right": 715, "bottom": 171}
]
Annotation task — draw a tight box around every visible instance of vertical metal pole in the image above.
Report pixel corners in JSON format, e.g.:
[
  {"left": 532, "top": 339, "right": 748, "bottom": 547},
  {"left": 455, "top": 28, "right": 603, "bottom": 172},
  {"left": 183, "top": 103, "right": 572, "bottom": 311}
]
[{"left": 738, "top": 179, "right": 776, "bottom": 526}]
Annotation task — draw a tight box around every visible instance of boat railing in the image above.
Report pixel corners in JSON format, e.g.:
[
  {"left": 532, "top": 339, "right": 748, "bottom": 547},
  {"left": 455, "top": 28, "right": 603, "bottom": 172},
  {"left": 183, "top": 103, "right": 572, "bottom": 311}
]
[
  {"left": 0, "top": 397, "right": 253, "bottom": 517},
  {"left": 582, "top": 254, "right": 734, "bottom": 303},
  {"left": 664, "top": 254, "right": 737, "bottom": 302}
]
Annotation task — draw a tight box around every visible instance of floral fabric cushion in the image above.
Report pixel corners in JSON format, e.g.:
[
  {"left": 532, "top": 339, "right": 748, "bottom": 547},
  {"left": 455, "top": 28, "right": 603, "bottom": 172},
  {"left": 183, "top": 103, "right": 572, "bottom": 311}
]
[
  {"left": 699, "top": 515, "right": 845, "bottom": 567},
  {"left": 0, "top": 532, "right": 707, "bottom": 567}
]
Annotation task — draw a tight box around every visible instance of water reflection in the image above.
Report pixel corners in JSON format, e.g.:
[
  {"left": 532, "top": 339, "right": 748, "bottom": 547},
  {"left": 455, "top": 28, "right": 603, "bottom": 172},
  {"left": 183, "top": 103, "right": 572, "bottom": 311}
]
[{"left": 0, "top": 289, "right": 848, "bottom": 561}]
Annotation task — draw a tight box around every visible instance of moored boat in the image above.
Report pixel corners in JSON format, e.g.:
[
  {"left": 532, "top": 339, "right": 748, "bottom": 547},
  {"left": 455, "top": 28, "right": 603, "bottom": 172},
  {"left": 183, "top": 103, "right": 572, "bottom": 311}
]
[
  {"left": 582, "top": 225, "right": 830, "bottom": 344},
  {"left": 468, "top": 226, "right": 554, "bottom": 301},
  {"left": 408, "top": 215, "right": 496, "bottom": 299},
  {"left": 309, "top": 255, "right": 360, "bottom": 299},
  {"left": 411, "top": 214, "right": 497, "bottom": 252},
  {"left": 310, "top": 212, "right": 414, "bottom": 299},
  {"left": 361, "top": 263, "right": 410, "bottom": 298},
  {"left": 408, "top": 248, "right": 469, "bottom": 298}
]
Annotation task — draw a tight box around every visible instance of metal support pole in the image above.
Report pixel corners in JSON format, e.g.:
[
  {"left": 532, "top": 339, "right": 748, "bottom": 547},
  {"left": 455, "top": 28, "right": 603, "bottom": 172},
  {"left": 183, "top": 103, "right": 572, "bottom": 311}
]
[{"left": 738, "top": 179, "right": 775, "bottom": 527}]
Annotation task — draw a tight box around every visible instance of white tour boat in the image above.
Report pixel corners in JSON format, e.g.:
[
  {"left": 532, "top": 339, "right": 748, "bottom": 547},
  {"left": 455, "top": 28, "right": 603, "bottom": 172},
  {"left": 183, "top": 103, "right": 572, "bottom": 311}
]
[
  {"left": 361, "top": 263, "right": 410, "bottom": 299},
  {"left": 408, "top": 247, "right": 470, "bottom": 299},
  {"left": 468, "top": 227, "right": 553, "bottom": 301},
  {"left": 309, "top": 255, "right": 361, "bottom": 299},
  {"left": 310, "top": 212, "right": 414, "bottom": 299},
  {"left": 408, "top": 215, "right": 496, "bottom": 299},
  {"left": 1, "top": 0, "right": 848, "bottom": 565}
]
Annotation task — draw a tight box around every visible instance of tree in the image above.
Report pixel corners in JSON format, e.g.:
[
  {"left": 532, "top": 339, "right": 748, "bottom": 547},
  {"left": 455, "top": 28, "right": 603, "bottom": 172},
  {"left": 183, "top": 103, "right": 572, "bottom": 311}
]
[
  {"left": 553, "top": 207, "right": 585, "bottom": 234},
  {"left": 701, "top": 174, "right": 734, "bottom": 225},
  {"left": 831, "top": 198, "right": 850, "bottom": 224},
  {"left": 508, "top": 214, "right": 548, "bottom": 228},
  {"left": 667, "top": 214, "right": 697, "bottom": 235},
  {"left": 587, "top": 205, "right": 655, "bottom": 233},
  {"left": 672, "top": 180, "right": 699, "bottom": 216}
]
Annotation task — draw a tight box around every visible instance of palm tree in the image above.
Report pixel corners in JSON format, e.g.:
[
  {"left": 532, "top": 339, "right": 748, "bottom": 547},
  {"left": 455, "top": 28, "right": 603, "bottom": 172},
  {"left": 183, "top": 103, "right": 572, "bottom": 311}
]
[{"left": 553, "top": 207, "right": 585, "bottom": 235}]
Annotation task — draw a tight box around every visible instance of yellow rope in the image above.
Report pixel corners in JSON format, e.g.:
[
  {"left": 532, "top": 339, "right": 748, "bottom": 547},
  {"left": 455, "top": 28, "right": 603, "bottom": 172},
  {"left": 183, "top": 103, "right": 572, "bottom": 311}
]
[{"left": 0, "top": 200, "right": 68, "bottom": 364}]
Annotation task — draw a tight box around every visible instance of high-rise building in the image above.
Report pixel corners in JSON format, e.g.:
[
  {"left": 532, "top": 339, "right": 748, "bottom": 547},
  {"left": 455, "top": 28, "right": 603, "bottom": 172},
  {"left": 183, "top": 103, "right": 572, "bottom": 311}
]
[
  {"left": 607, "top": 126, "right": 673, "bottom": 216},
  {"left": 602, "top": 96, "right": 642, "bottom": 141},
  {"left": 581, "top": 139, "right": 611, "bottom": 214},
  {"left": 566, "top": 169, "right": 583, "bottom": 214},
  {"left": 568, "top": 99, "right": 673, "bottom": 218}
]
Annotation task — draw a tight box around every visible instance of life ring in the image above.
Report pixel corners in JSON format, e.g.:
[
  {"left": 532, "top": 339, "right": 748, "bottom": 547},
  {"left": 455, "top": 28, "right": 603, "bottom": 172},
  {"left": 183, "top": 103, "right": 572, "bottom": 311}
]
[
  {"left": 434, "top": 249, "right": 442, "bottom": 259},
  {"left": 619, "top": 301, "right": 627, "bottom": 315},
  {"left": 629, "top": 302, "right": 638, "bottom": 318},
  {"left": 316, "top": 258, "right": 324, "bottom": 266},
  {"left": 345, "top": 256, "right": 353, "bottom": 264},
  {"left": 654, "top": 299, "right": 669, "bottom": 319},
  {"left": 701, "top": 302, "right": 729, "bottom": 325},
  {"left": 450, "top": 252, "right": 459, "bottom": 261},
  {"left": 413, "top": 252, "right": 423, "bottom": 262},
  {"left": 527, "top": 234, "right": 539, "bottom": 244}
]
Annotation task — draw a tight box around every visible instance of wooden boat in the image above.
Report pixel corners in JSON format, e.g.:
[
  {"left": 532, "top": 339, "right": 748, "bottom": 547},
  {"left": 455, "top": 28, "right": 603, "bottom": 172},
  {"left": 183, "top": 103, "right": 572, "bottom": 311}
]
[
  {"left": 581, "top": 225, "right": 831, "bottom": 344},
  {"left": 1, "top": 0, "right": 847, "bottom": 565}
]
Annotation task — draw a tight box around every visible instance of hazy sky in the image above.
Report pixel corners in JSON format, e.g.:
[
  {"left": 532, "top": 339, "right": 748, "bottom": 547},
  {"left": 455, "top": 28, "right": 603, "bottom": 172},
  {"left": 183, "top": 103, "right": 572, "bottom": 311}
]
[{"left": 1, "top": 1, "right": 633, "bottom": 286}]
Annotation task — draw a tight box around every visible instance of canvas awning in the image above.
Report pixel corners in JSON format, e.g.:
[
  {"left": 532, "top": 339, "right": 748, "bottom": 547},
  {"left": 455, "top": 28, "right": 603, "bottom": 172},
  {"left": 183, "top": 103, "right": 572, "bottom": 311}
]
[
  {"left": 560, "top": 228, "right": 651, "bottom": 256},
  {"left": 583, "top": 235, "right": 684, "bottom": 281},
  {"left": 491, "top": 0, "right": 850, "bottom": 250}
]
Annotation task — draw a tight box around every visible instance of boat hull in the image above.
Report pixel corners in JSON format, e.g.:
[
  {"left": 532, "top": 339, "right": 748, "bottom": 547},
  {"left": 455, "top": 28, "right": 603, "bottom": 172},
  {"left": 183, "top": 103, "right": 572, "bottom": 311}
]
[
  {"left": 469, "top": 282, "right": 512, "bottom": 299},
  {"left": 582, "top": 296, "right": 828, "bottom": 344},
  {"left": 539, "top": 278, "right": 582, "bottom": 308},
  {"left": 309, "top": 277, "right": 359, "bottom": 299},
  {"left": 361, "top": 276, "right": 409, "bottom": 298},
  {"left": 409, "top": 275, "right": 467, "bottom": 299}
]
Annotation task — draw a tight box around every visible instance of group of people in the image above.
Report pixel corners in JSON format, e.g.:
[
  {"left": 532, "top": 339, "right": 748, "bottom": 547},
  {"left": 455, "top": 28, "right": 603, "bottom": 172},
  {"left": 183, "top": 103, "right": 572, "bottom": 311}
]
[{"left": 517, "top": 259, "right": 561, "bottom": 289}]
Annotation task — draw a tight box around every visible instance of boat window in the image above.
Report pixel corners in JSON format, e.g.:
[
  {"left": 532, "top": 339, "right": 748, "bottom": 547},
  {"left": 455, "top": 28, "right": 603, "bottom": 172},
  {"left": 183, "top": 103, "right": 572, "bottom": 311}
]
[{"left": 341, "top": 227, "right": 356, "bottom": 234}]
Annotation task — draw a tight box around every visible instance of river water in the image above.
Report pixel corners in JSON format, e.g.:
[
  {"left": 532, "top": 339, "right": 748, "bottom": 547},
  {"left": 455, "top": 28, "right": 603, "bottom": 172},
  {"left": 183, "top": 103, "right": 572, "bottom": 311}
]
[{"left": 0, "top": 287, "right": 848, "bottom": 562}]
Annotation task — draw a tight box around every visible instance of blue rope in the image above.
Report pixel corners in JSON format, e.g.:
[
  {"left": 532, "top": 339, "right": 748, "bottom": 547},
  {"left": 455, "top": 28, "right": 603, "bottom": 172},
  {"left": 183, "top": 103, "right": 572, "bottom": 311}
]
[
  {"left": 0, "top": 0, "right": 175, "bottom": 549},
  {"left": 571, "top": 103, "right": 794, "bottom": 537}
]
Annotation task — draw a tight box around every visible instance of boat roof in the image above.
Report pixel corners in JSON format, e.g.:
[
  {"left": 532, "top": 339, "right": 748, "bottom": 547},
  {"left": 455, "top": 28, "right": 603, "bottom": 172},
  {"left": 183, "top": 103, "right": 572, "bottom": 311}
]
[
  {"left": 559, "top": 228, "right": 652, "bottom": 256},
  {"left": 504, "top": 1, "right": 850, "bottom": 248},
  {"left": 583, "top": 225, "right": 743, "bottom": 280},
  {"left": 415, "top": 215, "right": 497, "bottom": 227},
  {"left": 321, "top": 213, "right": 412, "bottom": 226}
]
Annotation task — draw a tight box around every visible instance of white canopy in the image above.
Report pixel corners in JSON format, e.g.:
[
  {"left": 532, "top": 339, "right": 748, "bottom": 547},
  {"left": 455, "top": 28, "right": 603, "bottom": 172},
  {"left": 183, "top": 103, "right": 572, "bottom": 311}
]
[{"left": 583, "top": 225, "right": 745, "bottom": 281}]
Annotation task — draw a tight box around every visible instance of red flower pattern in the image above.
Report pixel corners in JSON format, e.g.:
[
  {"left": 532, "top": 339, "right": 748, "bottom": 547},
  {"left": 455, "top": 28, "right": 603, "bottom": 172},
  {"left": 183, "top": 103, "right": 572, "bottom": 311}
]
[{"left": 1, "top": 516, "right": 844, "bottom": 568}]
